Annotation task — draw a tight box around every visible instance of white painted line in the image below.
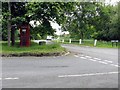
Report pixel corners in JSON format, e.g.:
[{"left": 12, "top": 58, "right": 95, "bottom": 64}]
[
  {"left": 5, "top": 77, "right": 19, "bottom": 80},
  {"left": 12, "top": 77, "right": 19, "bottom": 80},
  {"left": 108, "top": 72, "right": 119, "bottom": 74},
  {"left": 93, "top": 58, "right": 99, "bottom": 59},
  {"left": 74, "top": 55, "right": 79, "bottom": 57},
  {"left": 80, "top": 57, "right": 87, "bottom": 59},
  {"left": 5, "top": 78, "right": 13, "bottom": 80},
  {"left": 98, "top": 61, "right": 108, "bottom": 64},
  {"left": 0, "top": 78, "right": 1, "bottom": 80},
  {"left": 110, "top": 64, "right": 119, "bottom": 67},
  {"left": 89, "top": 59, "right": 97, "bottom": 61},
  {"left": 104, "top": 60, "right": 113, "bottom": 63},
  {"left": 85, "top": 56, "right": 92, "bottom": 58},
  {"left": 94, "top": 58, "right": 101, "bottom": 60},
  {"left": 58, "top": 72, "right": 118, "bottom": 78}
]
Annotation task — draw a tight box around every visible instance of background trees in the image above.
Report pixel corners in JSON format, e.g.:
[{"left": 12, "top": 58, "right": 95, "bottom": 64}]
[
  {"left": 62, "top": 2, "right": 119, "bottom": 41},
  {"left": 62, "top": 2, "right": 100, "bottom": 40},
  {"left": 26, "top": 2, "right": 75, "bottom": 39},
  {"left": 92, "top": 4, "right": 119, "bottom": 41},
  {"left": 2, "top": 2, "right": 27, "bottom": 41},
  {"left": 2, "top": 2, "right": 119, "bottom": 42}
]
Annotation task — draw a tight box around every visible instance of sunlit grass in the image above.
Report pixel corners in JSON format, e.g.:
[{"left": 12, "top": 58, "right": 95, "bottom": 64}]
[
  {"left": 0, "top": 41, "right": 66, "bottom": 55},
  {"left": 59, "top": 39, "right": 119, "bottom": 48}
]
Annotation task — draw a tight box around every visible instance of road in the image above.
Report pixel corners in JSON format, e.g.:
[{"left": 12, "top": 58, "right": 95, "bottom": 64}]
[{"left": 1, "top": 44, "right": 119, "bottom": 88}]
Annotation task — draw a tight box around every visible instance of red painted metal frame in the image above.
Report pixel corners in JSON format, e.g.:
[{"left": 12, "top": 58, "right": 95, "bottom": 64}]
[{"left": 20, "top": 24, "right": 30, "bottom": 47}]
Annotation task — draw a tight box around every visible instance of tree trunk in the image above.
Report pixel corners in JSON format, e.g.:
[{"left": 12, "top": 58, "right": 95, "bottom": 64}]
[
  {"left": 8, "top": 2, "right": 11, "bottom": 46},
  {"left": 118, "top": 2, "right": 120, "bottom": 41},
  {"left": 80, "top": 30, "right": 84, "bottom": 41},
  {"left": 11, "top": 27, "right": 15, "bottom": 46}
]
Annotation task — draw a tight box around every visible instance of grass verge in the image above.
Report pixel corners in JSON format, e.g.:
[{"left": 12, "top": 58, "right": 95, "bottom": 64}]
[
  {"left": 59, "top": 40, "right": 119, "bottom": 48},
  {"left": 0, "top": 41, "right": 67, "bottom": 57}
]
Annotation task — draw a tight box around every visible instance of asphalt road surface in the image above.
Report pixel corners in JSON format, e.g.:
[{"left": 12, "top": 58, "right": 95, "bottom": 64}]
[{"left": 1, "top": 44, "right": 119, "bottom": 88}]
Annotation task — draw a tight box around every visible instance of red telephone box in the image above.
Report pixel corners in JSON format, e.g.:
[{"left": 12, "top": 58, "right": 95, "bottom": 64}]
[{"left": 20, "top": 24, "right": 30, "bottom": 47}]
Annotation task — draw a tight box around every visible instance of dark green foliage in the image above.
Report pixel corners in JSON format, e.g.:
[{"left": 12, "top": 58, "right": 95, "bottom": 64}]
[
  {"left": 2, "top": 2, "right": 119, "bottom": 41},
  {"left": 2, "top": 2, "right": 27, "bottom": 41},
  {"left": 63, "top": 2, "right": 119, "bottom": 41},
  {"left": 26, "top": 2, "right": 75, "bottom": 39}
]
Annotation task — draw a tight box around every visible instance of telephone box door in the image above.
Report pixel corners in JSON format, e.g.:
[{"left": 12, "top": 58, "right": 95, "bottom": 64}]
[{"left": 20, "top": 25, "right": 30, "bottom": 47}]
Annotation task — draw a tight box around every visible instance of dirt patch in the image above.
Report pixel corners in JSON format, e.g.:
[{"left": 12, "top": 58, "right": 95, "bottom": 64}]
[{"left": 1, "top": 51, "right": 68, "bottom": 57}]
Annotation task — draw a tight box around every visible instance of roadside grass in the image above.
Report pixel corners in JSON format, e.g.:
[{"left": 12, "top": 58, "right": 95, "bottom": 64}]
[
  {"left": 57, "top": 39, "right": 119, "bottom": 48},
  {"left": 0, "top": 41, "right": 66, "bottom": 55}
]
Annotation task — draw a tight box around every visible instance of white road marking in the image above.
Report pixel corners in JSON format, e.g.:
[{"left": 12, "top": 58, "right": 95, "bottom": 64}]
[
  {"left": 58, "top": 71, "right": 118, "bottom": 78},
  {"left": 5, "top": 78, "right": 13, "bottom": 80},
  {"left": 74, "top": 55, "right": 79, "bottom": 57},
  {"left": 12, "top": 77, "right": 19, "bottom": 80},
  {"left": 0, "top": 78, "right": 1, "bottom": 80},
  {"left": 108, "top": 72, "right": 119, "bottom": 74},
  {"left": 98, "top": 61, "right": 108, "bottom": 64},
  {"left": 116, "top": 64, "right": 120, "bottom": 67},
  {"left": 85, "top": 56, "right": 92, "bottom": 58},
  {"left": 74, "top": 54, "right": 118, "bottom": 68},
  {"left": 80, "top": 57, "right": 87, "bottom": 59},
  {"left": 94, "top": 58, "right": 101, "bottom": 60},
  {"left": 4, "top": 77, "right": 19, "bottom": 80},
  {"left": 110, "top": 64, "right": 119, "bottom": 67},
  {"left": 104, "top": 60, "right": 113, "bottom": 63},
  {"left": 89, "top": 59, "right": 97, "bottom": 61}
]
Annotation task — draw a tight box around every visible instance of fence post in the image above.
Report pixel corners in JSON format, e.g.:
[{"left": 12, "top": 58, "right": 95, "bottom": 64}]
[
  {"left": 62, "top": 39, "right": 64, "bottom": 43},
  {"left": 79, "top": 39, "right": 82, "bottom": 44},
  {"left": 94, "top": 39, "right": 97, "bottom": 46},
  {"left": 69, "top": 39, "right": 71, "bottom": 44}
]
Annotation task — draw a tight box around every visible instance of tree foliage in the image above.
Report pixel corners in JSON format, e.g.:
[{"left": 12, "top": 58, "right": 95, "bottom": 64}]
[
  {"left": 2, "top": 2, "right": 119, "bottom": 41},
  {"left": 26, "top": 2, "right": 75, "bottom": 39},
  {"left": 62, "top": 2, "right": 119, "bottom": 41},
  {"left": 2, "top": 2, "right": 27, "bottom": 40}
]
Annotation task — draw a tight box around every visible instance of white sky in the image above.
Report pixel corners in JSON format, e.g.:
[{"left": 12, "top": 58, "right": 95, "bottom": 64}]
[
  {"left": 105, "top": 0, "right": 119, "bottom": 5},
  {"left": 50, "top": 21, "right": 62, "bottom": 35}
]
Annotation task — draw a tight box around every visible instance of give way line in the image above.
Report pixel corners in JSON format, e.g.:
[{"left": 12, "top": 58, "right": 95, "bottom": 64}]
[
  {"left": 58, "top": 71, "right": 118, "bottom": 78},
  {"left": 74, "top": 55, "right": 119, "bottom": 67},
  {"left": 0, "top": 77, "right": 19, "bottom": 80}
]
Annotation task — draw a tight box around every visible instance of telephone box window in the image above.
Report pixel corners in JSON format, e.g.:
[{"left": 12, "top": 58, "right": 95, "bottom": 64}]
[{"left": 22, "top": 29, "right": 26, "bottom": 32}]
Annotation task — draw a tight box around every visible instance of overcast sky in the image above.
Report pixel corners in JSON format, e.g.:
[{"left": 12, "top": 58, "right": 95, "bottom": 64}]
[{"left": 105, "top": 0, "right": 119, "bottom": 5}]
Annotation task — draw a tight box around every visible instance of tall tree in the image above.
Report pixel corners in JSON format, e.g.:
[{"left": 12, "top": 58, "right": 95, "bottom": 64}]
[
  {"left": 26, "top": 2, "right": 75, "bottom": 39},
  {"left": 62, "top": 2, "right": 100, "bottom": 40},
  {"left": 8, "top": 2, "right": 11, "bottom": 46},
  {"left": 2, "top": 2, "right": 27, "bottom": 42},
  {"left": 62, "top": 2, "right": 119, "bottom": 41}
]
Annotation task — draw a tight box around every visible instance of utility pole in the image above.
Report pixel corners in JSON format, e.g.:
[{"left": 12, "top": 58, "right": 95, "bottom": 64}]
[{"left": 8, "top": 2, "right": 11, "bottom": 46}]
